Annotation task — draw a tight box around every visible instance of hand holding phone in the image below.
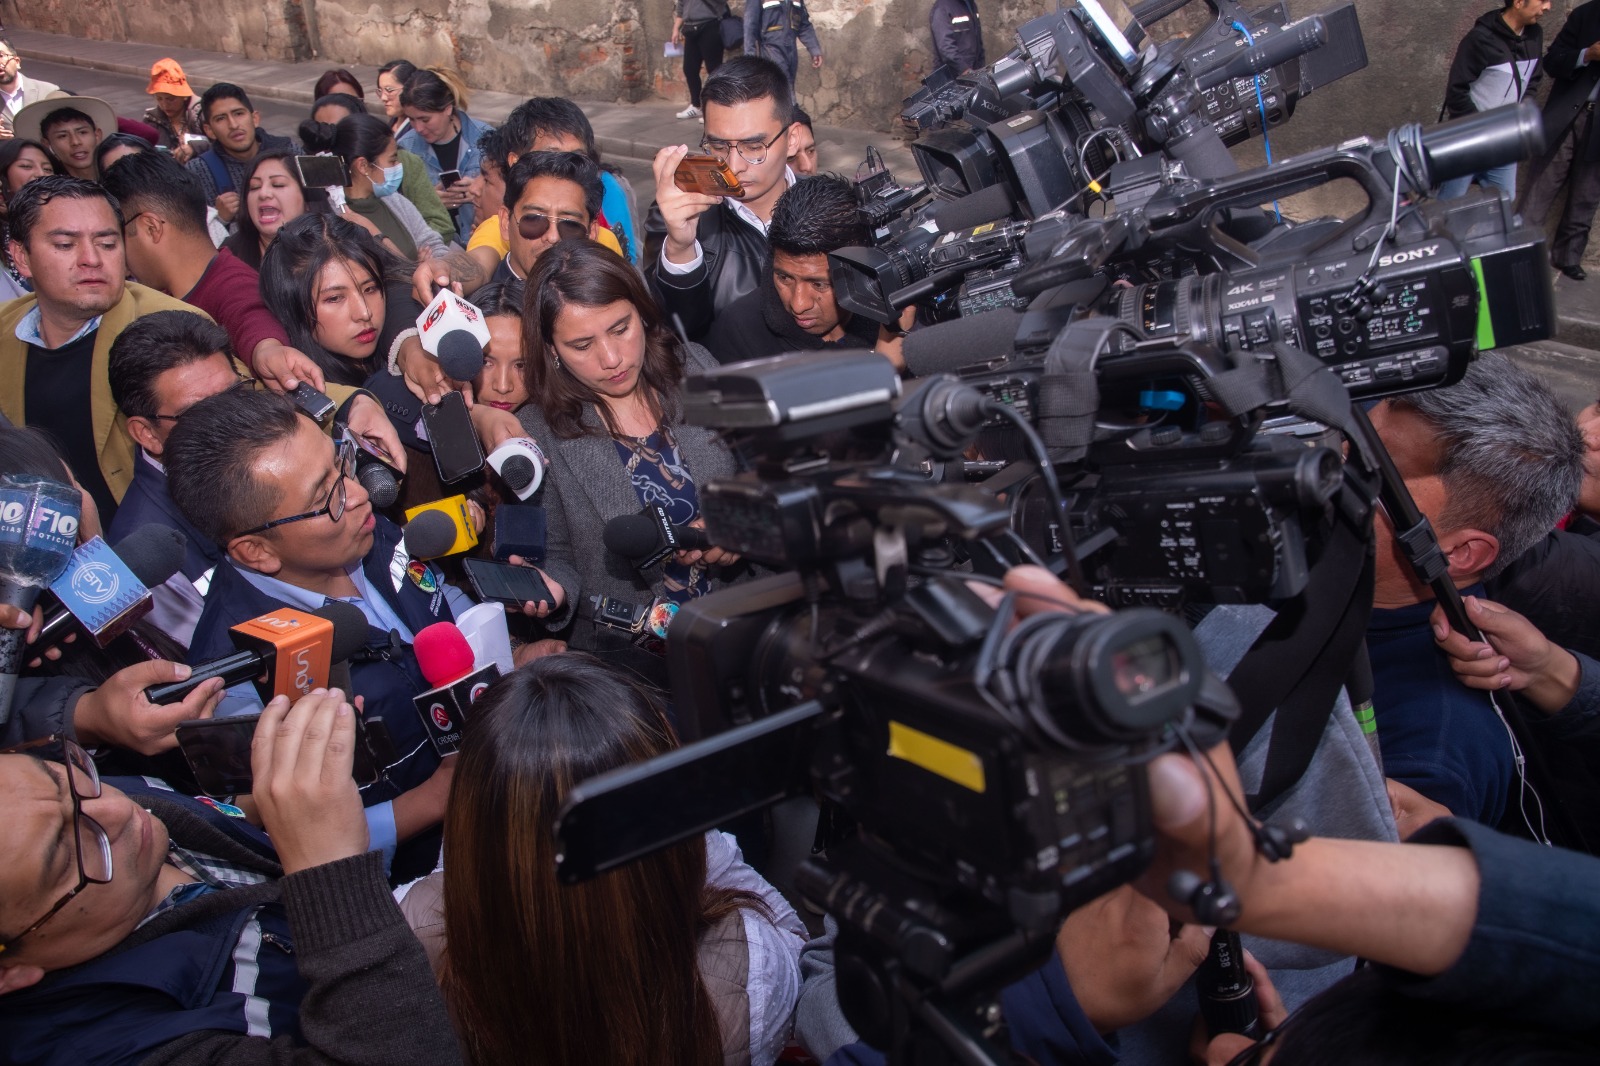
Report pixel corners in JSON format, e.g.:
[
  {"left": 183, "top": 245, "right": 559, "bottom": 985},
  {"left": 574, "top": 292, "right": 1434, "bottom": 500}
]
[
  {"left": 463, "top": 557, "right": 554, "bottom": 608},
  {"left": 673, "top": 154, "right": 744, "bottom": 198}
]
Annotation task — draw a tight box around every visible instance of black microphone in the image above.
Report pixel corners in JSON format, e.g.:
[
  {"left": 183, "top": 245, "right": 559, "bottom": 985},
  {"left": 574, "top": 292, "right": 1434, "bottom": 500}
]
[
  {"left": 436, "top": 329, "right": 487, "bottom": 382},
  {"left": 1198, "top": 930, "right": 1261, "bottom": 1038},
  {"left": 929, "top": 184, "right": 1016, "bottom": 232},
  {"left": 1418, "top": 101, "right": 1544, "bottom": 185},
  {"left": 32, "top": 525, "right": 186, "bottom": 651},
  {"left": 903, "top": 310, "right": 1029, "bottom": 377},
  {"left": 1194, "top": 17, "right": 1328, "bottom": 91},
  {"left": 356, "top": 450, "right": 401, "bottom": 509},
  {"left": 603, "top": 506, "right": 710, "bottom": 569},
  {"left": 145, "top": 602, "right": 370, "bottom": 705}
]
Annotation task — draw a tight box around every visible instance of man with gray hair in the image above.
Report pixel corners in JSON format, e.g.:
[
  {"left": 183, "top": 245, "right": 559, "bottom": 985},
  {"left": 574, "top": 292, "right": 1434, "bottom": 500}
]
[{"left": 1365, "top": 352, "right": 1585, "bottom": 825}]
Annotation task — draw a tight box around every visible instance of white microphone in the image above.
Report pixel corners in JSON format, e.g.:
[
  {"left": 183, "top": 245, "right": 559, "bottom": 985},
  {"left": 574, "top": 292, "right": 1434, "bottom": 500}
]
[
  {"left": 416, "top": 289, "right": 490, "bottom": 381},
  {"left": 486, "top": 437, "right": 547, "bottom": 500},
  {"left": 454, "top": 601, "right": 516, "bottom": 676}
]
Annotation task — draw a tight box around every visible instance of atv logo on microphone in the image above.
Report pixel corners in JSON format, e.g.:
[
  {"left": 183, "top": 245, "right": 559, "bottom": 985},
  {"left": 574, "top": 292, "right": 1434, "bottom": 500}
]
[
  {"left": 430, "top": 701, "right": 453, "bottom": 731},
  {"left": 1378, "top": 245, "right": 1439, "bottom": 268}
]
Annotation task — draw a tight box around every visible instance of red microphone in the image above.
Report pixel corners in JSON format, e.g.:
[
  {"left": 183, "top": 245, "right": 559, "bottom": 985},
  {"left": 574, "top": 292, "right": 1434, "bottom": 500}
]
[{"left": 412, "top": 621, "right": 500, "bottom": 754}]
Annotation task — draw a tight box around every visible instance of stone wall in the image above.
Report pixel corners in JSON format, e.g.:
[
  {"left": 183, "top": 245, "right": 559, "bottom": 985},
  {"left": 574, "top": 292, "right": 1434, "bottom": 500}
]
[{"left": 13, "top": 0, "right": 1592, "bottom": 143}]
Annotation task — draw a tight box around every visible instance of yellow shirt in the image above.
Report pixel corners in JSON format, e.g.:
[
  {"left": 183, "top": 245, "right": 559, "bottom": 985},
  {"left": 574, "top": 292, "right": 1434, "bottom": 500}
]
[{"left": 467, "top": 215, "right": 623, "bottom": 257}]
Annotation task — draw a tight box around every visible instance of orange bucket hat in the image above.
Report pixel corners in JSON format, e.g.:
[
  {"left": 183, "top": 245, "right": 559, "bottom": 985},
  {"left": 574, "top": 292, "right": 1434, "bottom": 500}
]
[{"left": 146, "top": 58, "right": 194, "bottom": 96}]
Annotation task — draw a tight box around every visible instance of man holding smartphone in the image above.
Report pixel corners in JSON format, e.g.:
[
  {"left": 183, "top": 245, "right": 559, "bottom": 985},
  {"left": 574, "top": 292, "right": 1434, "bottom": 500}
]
[
  {"left": 646, "top": 55, "right": 800, "bottom": 341},
  {"left": 0, "top": 692, "right": 463, "bottom": 1065}
]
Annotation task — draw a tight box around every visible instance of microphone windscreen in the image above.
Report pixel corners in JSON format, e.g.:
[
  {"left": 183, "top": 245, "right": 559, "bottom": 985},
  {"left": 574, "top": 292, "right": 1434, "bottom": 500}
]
[
  {"left": 903, "top": 310, "right": 1027, "bottom": 377},
  {"left": 931, "top": 184, "right": 1016, "bottom": 232},
  {"left": 602, "top": 513, "right": 664, "bottom": 559},
  {"left": 311, "top": 600, "right": 372, "bottom": 662},
  {"left": 357, "top": 455, "right": 400, "bottom": 508},
  {"left": 404, "top": 509, "right": 460, "bottom": 560},
  {"left": 112, "top": 525, "right": 186, "bottom": 587},
  {"left": 500, "top": 455, "right": 535, "bottom": 492},
  {"left": 437, "top": 329, "right": 487, "bottom": 382},
  {"left": 414, "top": 621, "right": 476, "bottom": 687}
]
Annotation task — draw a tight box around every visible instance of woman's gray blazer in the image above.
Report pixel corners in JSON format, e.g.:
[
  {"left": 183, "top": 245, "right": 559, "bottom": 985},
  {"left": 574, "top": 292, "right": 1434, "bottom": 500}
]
[{"left": 514, "top": 342, "right": 740, "bottom": 647}]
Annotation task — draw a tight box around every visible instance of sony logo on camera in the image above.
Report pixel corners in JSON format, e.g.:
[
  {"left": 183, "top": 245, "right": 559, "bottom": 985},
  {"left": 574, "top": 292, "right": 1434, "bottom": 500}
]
[{"left": 1377, "top": 244, "right": 1441, "bottom": 268}]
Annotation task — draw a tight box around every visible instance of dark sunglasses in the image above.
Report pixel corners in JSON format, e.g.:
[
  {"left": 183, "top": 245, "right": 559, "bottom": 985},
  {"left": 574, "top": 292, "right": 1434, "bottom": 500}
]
[{"left": 517, "top": 211, "right": 588, "bottom": 242}]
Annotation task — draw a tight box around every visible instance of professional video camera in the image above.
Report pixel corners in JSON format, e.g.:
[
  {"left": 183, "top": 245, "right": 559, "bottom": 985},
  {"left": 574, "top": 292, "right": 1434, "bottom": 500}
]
[{"left": 554, "top": 351, "right": 1246, "bottom": 1062}]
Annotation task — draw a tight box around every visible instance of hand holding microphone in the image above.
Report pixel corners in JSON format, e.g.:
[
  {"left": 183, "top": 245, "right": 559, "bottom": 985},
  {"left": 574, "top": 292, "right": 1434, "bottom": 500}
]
[
  {"left": 74, "top": 661, "right": 227, "bottom": 755},
  {"left": 412, "top": 621, "right": 501, "bottom": 756},
  {"left": 145, "top": 602, "right": 369, "bottom": 705},
  {"left": 416, "top": 289, "right": 490, "bottom": 383},
  {"left": 602, "top": 506, "right": 740, "bottom": 570}
]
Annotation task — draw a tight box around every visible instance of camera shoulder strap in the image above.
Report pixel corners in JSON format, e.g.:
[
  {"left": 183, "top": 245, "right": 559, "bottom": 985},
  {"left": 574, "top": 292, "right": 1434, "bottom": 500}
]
[{"left": 1226, "top": 472, "right": 1375, "bottom": 810}]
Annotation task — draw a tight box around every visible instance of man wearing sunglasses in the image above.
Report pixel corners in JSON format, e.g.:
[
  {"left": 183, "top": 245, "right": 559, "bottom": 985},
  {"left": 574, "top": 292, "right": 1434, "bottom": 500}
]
[
  {"left": 164, "top": 388, "right": 467, "bottom": 883},
  {"left": 0, "top": 697, "right": 462, "bottom": 1064},
  {"left": 490, "top": 150, "right": 605, "bottom": 285},
  {"left": 646, "top": 56, "right": 800, "bottom": 342}
]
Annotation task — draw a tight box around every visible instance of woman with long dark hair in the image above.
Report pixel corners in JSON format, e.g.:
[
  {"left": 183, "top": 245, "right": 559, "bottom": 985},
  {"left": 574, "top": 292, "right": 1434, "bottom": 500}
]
[
  {"left": 0, "top": 137, "right": 54, "bottom": 301},
  {"left": 259, "top": 213, "right": 421, "bottom": 387},
  {"left": 222, "top": 147, "right": 334, "bottom": 271},
  {"left": 398, "top": 653, "right": 804, "bottom": 1066},
  {"left": 513, "top": 240, "right": 747, "bottom": 683},
  {"left": 396, "top": 67, "right": 493, "bottom": 240},
  {"left": 300, "top": 112, "right": 449, "bottom": 262}
]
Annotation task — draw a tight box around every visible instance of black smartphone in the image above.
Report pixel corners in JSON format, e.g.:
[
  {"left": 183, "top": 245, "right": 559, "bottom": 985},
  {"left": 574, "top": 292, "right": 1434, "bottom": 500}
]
[
  {"left": 421, "top": 391, "right": 485, "bottom": 483},
  {"left": 176, "top": 711, "right": 381, "bottom": 798},
  {"left": 292, "top": 154, "right": 349, "bottom": 189},
  {"left": 439, "top": 169, "right": 462, "bottom": 187},
  {"left": 287, "top": 381, "right": 337, "bottom": 424},
  {"left": 462, "top": 557, "right": 554, "bottom": 606}
]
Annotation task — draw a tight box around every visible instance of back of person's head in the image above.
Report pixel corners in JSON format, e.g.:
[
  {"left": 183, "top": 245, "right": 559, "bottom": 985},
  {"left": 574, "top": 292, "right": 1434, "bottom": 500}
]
[
  {"left": 164, "top": 386, "right": 302, "bottom": 546},
  {"left": 0, "top": 423, "right": 73, "bottom": 483},
  {"left": 440, "top": 653, "right": 741, "bottom": 1066},
  {"left": 769, "top": 174, "right": 868, "bottom": 257},
  {"left": 259, "top": 212, "right": 399, "bottom": 386},
  {"left": 108, "top": 310, "right": 234, "bottom": 418},
  {"left": 702, "top": 55, "right": 794, "bottom": 126},
  {"left": 305, "top": 92, "right": 364, "bottom": 131},
  {"left": 100, "top": 150, "right": 207, "bottom": 236},
  {"left": 199, "top": 82, "right": 252, "bottom": 123},
  {"left": 522, "top": 239, "right": 682, "bottom": 439},
  {"left": 471, "top": 278, "right": 525, "bottom": 319},
  {"left": 92, "top": 133, "right": 154, "bottom": 175},
  {"left": 502, "top": 150, "right": 603, "bottom": 221},
  {"left": 401, "top": 68, "right": 468, "bottom": 113},
  {"left": 791, "top": 105, "right": 813, "bottom": 132},
  {"left": 313, "top": 69, "right": 364, "bottom": 100},
  {"left": 335, "top": 112, "right": 396, "bottom": 169},
  {"left": 1388, "top": 352, "right": 1583, "bottom": 579},
  {"left": 502, "top": 97, "right": 597, "bottom": 159},
  {"left": 1266, "top": 967, "right": 1599, "bottom": 1064},
  {"left": 475, "top": 125, "right": 508, "bottom": 176},
  {"left": 6, "top": 174, "right": 121, "bottom": 248}
]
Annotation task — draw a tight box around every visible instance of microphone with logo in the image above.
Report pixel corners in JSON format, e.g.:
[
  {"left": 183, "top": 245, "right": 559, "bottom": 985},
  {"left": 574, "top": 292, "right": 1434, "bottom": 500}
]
[
  {"left": 416, "top": 288, "right": 490, "bottom": 383},
  {"left": 403, "top": 495, "right": 481, "bottom": 560},
  {"left": 144, "top": 602, "right": 369, "bottom": 705},
  {"left": 412, "top": 621, "right": 501, "bottom": 755},
  {"left": 32, "top": 526, "right": 186, "bottom": 654},
  {"left": 602, "top": 505, "right": 711, "bottom": 570},
  {"left": 0, "top": 474, "right": 81, "bottom": 725}
]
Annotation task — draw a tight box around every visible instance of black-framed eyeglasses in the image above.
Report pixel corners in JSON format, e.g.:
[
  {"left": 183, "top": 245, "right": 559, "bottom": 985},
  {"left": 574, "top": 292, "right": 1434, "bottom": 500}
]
[
  {"left": 148, "top": 376, "right": 253, "bottom": 423},
  {"left": 0, "top": 736, "right": 113, "bottom": 957},
  {"left": 231, "top": 435, "right": 356, "bottom": 539},
  {"left": 699, "top": 128, "right": 786, "bottom": 166},
  {"left": 517, "top": 211, "right": 588, "bottom": 243}
]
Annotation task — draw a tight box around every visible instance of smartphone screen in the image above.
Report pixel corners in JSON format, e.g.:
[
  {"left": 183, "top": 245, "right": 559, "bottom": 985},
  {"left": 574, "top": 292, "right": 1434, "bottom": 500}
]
[
  {"left": 421, "top": 391, "right": 485, "bottom": 484},
  {"left": 439, "top": 169, "right": 462, "bottom": 188},
  {"left": 463, "top": 558, "right": 553, "bottom": 606},
  {"left": 293, "top": 154, "right": 348, "bottom": 189}
]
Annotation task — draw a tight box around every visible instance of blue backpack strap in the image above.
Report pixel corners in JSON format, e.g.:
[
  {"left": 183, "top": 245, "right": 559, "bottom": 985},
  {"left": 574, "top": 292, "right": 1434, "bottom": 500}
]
[{"left": 201, "top": 146, "right": 234, "bottom": 197}]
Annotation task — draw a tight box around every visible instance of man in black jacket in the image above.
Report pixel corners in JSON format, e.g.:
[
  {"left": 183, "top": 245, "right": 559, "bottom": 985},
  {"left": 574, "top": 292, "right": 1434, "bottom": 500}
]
[
  {"left": 1519, "top": 0, "right": 1600, "bottom": 281},
  {"left": 703, "top": 174, "right": 889, "bottom": 364},
  {"left": 647, "top": 56, "right": 798, "bottom": 341},
  {"left": 0, "top": 693, "right": 462, "bottom": 1066},
  {"left": 930, "top": 0, "right": 984, "bottom": 75},
  {"left": 1439, "top": 0, "right": 1550, "bottom": 201}
]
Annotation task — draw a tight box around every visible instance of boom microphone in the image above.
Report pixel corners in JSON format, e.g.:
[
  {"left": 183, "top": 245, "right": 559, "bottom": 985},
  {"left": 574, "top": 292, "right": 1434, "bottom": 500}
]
[
  {"left": 145, "top": 602, "right": 369, "bottom": 705},
  {"left": 1194, "top": 17, "right": 1328, "bottom": 92},
  {"left": 1418, "top": 101, "right": 1544, "bottom": 186},
  {"left": 34, "top": 525, "right": 186, "bottom": 650},
  {"left": 903, "top": 310, "right": 1028, "bottom": 377},
  {"left": 929, "top": 184, "right": 1016, "bottom": 232},
  {"left": 603, "top": 506, "right": 710, "bottom": 570}
]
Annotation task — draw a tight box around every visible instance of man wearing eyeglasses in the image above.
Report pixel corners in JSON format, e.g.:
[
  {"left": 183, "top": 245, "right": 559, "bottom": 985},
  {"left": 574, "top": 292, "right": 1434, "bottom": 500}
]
[
  {"left": 164, "top": 388, "right": 465, "bottom": 883},
  {"left": 0, "top": 37, "right": 61, "bottom": 126},
  {"left": 0, "top": 697, "right": 462, "bottom": 1064},
  {"left": 646, "top": 56, "right": 800, "bottom": 342},
  {"left": 489, "top": 150, "right": 605, "bottom": 285}
]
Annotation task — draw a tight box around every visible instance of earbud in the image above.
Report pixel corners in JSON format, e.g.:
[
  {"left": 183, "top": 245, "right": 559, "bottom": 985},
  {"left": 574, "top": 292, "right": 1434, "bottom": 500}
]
[{"left": 1253, "top": 818, "right": 1310, "bottom": 863}]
